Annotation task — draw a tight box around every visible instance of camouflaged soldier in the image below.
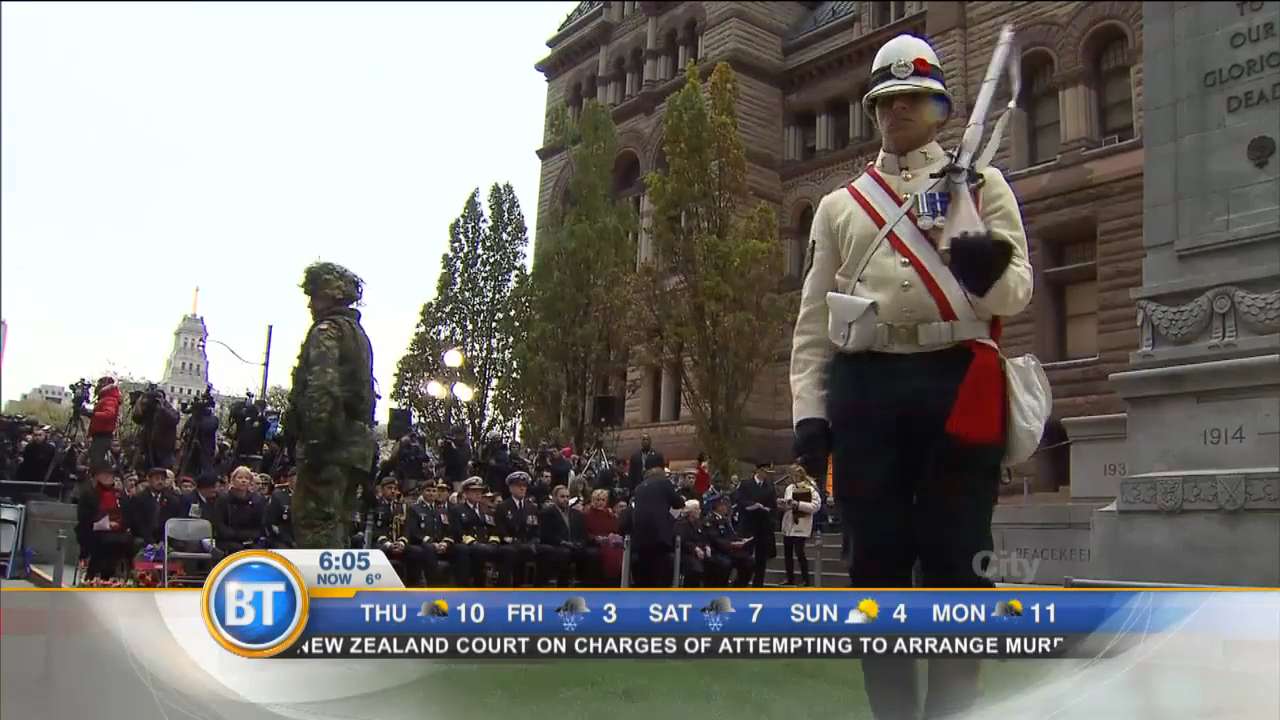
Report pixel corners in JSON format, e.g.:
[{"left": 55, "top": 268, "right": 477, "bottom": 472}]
[{"left": 288, "top": 262, "right": 377, "bottom": 549}]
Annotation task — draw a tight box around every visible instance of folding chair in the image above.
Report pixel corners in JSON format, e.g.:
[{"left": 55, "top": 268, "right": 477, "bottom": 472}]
[
  {"left": 0, "top": 503, "right": 26, "bottom": 579},
  {"left": 163, "top": 518, "right": 213, "bottom": 588}
]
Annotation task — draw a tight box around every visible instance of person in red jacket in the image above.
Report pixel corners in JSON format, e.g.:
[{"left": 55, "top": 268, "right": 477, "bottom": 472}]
[
  {"left": 86, "top": 376, "right": 122, "bottom": 474},
  {"left": 693, "top": 453, "right": 711, "bottom": 498}
]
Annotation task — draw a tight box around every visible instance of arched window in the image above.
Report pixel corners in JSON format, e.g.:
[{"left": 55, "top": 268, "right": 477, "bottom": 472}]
[
  {"left": 790, "top": 205, "right": 815, "bottom": 280},
  {"left": 684, "top": 19, "right": 700, "bottom": 63},
  {"left": 1021, "top": 52, "right": 1059, "bottom": 164},
  {"left": 613, "top": 152, "right": 645, "bottom": 263},
  {"left": 1093, "top": 31, "right": 1133, "bottom": 142}
]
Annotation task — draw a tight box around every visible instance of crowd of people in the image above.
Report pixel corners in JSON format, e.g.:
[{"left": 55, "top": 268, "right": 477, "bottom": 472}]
[{"left": 3, "top": 375, "right": 831, "bottom": 588}]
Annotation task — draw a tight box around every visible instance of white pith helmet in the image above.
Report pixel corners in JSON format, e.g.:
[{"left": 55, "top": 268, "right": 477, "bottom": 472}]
[{"left": 862, "top": 33, "right": 953, "bottom": 121}]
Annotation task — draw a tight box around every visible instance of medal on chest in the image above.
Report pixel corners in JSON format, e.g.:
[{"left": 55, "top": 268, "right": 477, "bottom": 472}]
[{"left": 913, "top": 191, "right": 949, "bottom": 231}]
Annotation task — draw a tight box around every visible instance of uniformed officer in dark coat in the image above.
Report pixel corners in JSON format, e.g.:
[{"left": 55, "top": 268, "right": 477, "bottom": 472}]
[
  {"left": 370, "top": 477, "right": 427, "bottom": 586},
  {"left": 448, "top": 477, "right": 499, "bottom": 586},
  {"left": 405, "top": 481, "right": 455, "bottom": 586},
  {"left": 495, "top": 471, "right": 552, "bottom": 586},
  {"left": 264, "top": 466, "right": 296, "bottom": 548},
  {"left": 704, "top": 492, "right": 754, "bottom": 587},
  {"left": 734, "top": 463, "right": 777, "bottom": 588}
]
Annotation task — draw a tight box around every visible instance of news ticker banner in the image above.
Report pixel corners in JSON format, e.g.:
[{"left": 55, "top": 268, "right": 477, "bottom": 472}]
[{"left": 199, "top": 549, "right": 1271, "bottom": 660}]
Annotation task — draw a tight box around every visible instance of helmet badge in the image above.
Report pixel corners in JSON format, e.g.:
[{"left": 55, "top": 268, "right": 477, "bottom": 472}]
[{"left": 890, "top": 58, "right": 914, "bottom": 80}]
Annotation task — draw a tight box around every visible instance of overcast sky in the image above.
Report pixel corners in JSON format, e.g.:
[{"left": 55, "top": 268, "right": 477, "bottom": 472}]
[{"left": 1, "top": 1, "right": 576, "bottom": 416}]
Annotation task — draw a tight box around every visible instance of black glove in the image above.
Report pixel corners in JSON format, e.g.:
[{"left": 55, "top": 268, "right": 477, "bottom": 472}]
[
  {"left": 947, "top": 232, "right": 1013, "bottom": 297},
  {"left": 792, "top": 418, "right": 832, "bottom": 480}
]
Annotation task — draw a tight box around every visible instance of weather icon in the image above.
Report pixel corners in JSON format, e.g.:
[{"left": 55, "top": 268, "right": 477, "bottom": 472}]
[
  {"left": 993, "top": 599, "right": 1024, "bottom": 618},
  {"left": 844, "top": 598, "right": 880, "bottom": 624},
  {"left": 701, "top": 596, "right": 736, "bottom": 631},
  {"left": 417, "top": 599, "right": 450, "bottom": 620},
  {"left": 556, "top": 596, "right": 591, "bottom": 631}
]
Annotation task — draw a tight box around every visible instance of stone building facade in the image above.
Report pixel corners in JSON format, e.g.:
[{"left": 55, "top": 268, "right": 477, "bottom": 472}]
[{"left": 534, "top": 1, "right": 1145, "bottom": 491}]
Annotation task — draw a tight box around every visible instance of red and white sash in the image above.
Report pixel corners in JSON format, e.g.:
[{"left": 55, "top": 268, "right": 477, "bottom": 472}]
[
  {"left": 845, "top": 166, "right": 980, "bottom": 324},
  {"left": 845, "top": 165, "right": 1006, "bottom": 447}
]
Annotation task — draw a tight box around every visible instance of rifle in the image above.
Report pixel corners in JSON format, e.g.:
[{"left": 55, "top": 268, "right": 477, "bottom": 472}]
[{"left": 936, "top": 24, "right": 1021, "bottom": 257}]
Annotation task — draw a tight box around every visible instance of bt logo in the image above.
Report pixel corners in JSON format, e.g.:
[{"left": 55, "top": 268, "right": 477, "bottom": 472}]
[{"left": 202, "top": 551, "right": 308, "bottom": 657}]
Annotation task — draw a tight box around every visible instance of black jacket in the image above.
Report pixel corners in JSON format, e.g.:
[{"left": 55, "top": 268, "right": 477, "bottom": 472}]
[
  {"left": 76, "top": 485, "right": 131, "bottom": 558},
  {"left": 705, "top": 511, "right": 748, "bottom": 556},
  {"left": 128, "top": 489, "right": 182, "bottom": 545},
  {"left": 539, "top": 504, "right": 587, "bottom": 547},
  {"left": 675, "top": 517, "right": 712, "bottom": 556},
  {"left": 549, "top": 455, "right": 573, "bottom": 486},
  {"left": 496, "top": 497, "right": 541, "bottom": 542},
  {"left": 213, "top": 491, "right": 265, "bottom": 545},
  {"left": 440, "top": 438, "right": 471, "bottom": 486},
  {"left": 17, "top": 441, "right": 56, "bottom": 484},
  {"left": 627, "top": 449, "right": 666, "bottom": 491},
  {"left": 449, "top": 501, "right": 492, "bottom": 544},
  {"left": 171, "top": 490, "right": 218, "bottom": 525},
  {"left": 629, "top": 475, "right": 684, "bottom": 551},
  {"left": 264, "top": 489, "right": 294, "bottom": 548},
  {"left": 734, "top": 476, "right": 777, "bottom": 540}
]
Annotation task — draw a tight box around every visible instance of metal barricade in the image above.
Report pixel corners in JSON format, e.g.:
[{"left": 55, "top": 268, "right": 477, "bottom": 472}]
[
  {"left": 620, "top": 535, "right": 632, "bottom": 588},
  {"left": 671, "top": 535, "right": 682, "bottom": 588}
]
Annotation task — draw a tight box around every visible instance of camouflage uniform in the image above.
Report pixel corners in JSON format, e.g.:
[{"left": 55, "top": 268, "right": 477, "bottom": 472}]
[{"left": 288, "top": 262, "right": 377, "bottom": 549}]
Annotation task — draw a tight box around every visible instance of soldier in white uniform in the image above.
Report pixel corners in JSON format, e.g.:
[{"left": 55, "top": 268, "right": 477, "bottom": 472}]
[{"left": 790, "top": 34, "right": 1033, "bottom": 720}]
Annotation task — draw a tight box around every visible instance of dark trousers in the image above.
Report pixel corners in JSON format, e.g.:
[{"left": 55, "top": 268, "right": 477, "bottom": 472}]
[
  {"left": 830, "top": 347, "right": 1002, "bottom": 720},
  {"left": 496, "top": 543, "right": 555, "bottom": 587},
  {"left": 749, "top": 534, "right": 771, "bottom": 587},
  {"left": 632, "top": 546, "right": 674, "bottom": 587},
  {"left": 86, "top": 531, "right": 133, "bottom": 580},
  {"left": 461, "top": 542, "right": 499, "bottom": 587},
  {"left": 683, "top": 552, "right": 731, "bottom": 587},
  {"left": 715, "top": 551, "right": 754, "bottom": 587},
  {"left": 783, "top": 535, "right": 810, "bottom": 583},
  {"left": 387, "top": 545, "right": 429, "bottom": 587},
  {"left": 546, "top": 544, "right": 600, "bottom": 587},
  {"left": 435, "top": 544, "right": 471, "bottom": 587}
]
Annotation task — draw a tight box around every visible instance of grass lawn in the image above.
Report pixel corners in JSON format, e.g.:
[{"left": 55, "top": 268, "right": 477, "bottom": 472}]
[{"left": 289, "top": 657, "right": 1062, "bottom": 720}]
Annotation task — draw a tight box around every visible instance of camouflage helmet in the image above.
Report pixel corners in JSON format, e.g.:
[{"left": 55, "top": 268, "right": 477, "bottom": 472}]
[{"left": 300, "top": 262, "right": 364, "bottom": 306}]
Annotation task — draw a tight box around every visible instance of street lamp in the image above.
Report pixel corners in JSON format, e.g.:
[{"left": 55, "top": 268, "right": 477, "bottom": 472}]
[{"left": 423, "top": 348, "right": 470, "bottom": 427}]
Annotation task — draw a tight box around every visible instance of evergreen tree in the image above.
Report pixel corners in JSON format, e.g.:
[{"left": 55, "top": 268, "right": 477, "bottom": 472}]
[
  {"left": 632, "top": 62, "right": 789, "bottom": 476},
  {"left": 393, "top": 184, "right": 528, "bottom": 442}
]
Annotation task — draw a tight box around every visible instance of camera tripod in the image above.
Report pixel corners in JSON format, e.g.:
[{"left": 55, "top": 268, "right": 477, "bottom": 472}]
[{"left": 43, "top": 403, "right": 88, "bottom": 500}]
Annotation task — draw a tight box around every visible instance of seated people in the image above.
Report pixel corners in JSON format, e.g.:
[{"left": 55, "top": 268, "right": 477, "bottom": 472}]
[
  {"left": 213, "top": 465, "right": 266, "bottom": 555},
  {"left": 704, "top": 491, "right": 754, "bottom": 587},
  {"left": 448, "top": 477, "right": 499, "bottom": 587},
  {"left": 583, "top": 488, "right": 625, "bottom": 586},
  {"left": 674, "top": 499, "right": 721, "bottom": 588},
  {"left": 406, "top": 480, "right": 463, "bottom": 586},
  {"left": 539, "top": 484, "right": 599, "bottom": 587}
]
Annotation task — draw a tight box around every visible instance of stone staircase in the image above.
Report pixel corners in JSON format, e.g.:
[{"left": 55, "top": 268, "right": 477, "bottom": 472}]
[{"left": 761, "top": 528, "right": 849, "bottom": 587}]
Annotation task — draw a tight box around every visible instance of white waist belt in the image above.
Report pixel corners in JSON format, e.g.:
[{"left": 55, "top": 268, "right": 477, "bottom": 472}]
[{"left": 872, "top": 320, "right": 990, "bottom": 351}]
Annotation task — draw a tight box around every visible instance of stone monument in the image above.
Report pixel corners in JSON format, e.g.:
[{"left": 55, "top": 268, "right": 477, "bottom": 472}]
[{"left": 1085, "top": 0, "right": 1280, "bottom": 585}]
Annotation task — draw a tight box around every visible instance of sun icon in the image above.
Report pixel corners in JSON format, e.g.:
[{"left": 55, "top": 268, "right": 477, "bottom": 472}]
[
  {"left": 1007, "top": 599, "right": 1023, "bottom": 615},
  {"left": 857, "top": 598, "right": 880, "bottom": 621}
]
